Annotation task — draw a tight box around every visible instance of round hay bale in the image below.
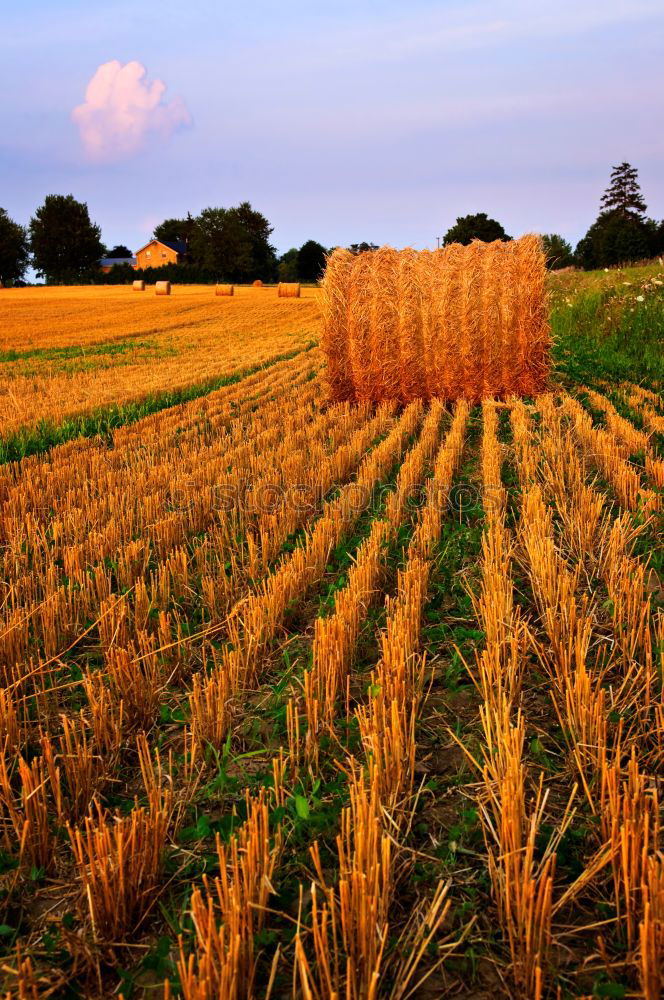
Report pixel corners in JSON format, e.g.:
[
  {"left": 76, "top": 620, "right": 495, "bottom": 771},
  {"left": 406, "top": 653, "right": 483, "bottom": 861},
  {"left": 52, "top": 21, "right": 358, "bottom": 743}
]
[
  {"left": 155, "top": 281, "right": 171, "bottom": 296},
  {"left": 215, "top": 284, "right": 234, "bottom": 296},
  {"left": 132, "top": 280, "right": 145, "bottom": 291},
  {"left": 320, "top": 235, "right": 550, "bottom": 403},
  {"left": 252, "top": 279, "right": 264, "bottom": 288},
  {"left": 277, "top": 282, "right": 301, "bottom": 298}
]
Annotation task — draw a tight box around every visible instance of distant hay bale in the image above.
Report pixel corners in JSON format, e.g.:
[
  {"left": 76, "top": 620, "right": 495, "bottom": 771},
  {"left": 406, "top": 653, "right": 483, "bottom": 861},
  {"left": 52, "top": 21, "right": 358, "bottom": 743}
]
[
  {"left": 277, "top": 282, "right": 301, "bottom": 298},
  {"left": 155, "top": 281, "right": 171, "bottom": 296},
  {"left": 252, "top": 279, "right": 264, "bottom": 288},
  {"left": 215, "top": 284, "right": 234, "bottom": 296},
  {"left": 132, "top": 280, "right": 145, "bottom": 292},
  {"left": 321, "top": 235, "right": 550, "bottom": 403}
]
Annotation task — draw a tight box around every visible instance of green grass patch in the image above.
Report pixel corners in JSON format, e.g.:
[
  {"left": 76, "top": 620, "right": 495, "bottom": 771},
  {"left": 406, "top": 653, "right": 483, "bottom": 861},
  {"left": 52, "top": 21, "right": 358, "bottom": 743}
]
[
  {"left": 550, "top": 264, "right": 664, "bottom": 388},
  {"left": 0, "top": 339, "right": 155, "bottom": 364}
]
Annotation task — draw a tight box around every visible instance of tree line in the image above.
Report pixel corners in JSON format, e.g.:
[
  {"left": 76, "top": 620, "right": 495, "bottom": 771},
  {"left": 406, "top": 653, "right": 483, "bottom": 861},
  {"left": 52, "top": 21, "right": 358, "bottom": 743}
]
[
  {"left": 1, "top": 162, "right": 662, "bottom": 286},
  {"left": 0, "top": 197, "right": 330, "bottom": 286},
  {"left": 440, "top": 163, "right": 664, "bottom": 269}
]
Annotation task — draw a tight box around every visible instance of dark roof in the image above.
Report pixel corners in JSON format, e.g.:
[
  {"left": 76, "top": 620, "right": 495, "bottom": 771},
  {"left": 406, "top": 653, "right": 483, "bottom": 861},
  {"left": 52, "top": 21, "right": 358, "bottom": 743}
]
[
  {"left": 101, "top": 257, "right": 136, "bottom": 267},
  {"left": 159, "top": 240, "right": 187, "bottom": 255},
  {"left": 135, "top": 238, "right": 188, "bottom": 256}
]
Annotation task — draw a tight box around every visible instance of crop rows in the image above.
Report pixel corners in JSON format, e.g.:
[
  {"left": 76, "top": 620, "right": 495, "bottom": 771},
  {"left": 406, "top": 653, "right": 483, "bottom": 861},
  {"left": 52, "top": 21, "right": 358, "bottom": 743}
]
[{"left": 0, "top": 365, "right": 661, "bottom": 998}]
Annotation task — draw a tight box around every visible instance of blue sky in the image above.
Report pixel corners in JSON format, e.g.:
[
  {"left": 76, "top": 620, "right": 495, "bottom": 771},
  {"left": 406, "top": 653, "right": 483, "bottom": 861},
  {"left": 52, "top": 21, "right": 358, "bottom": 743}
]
[{"left": 2, "top": 0, "right": 663, "bottom": 255}]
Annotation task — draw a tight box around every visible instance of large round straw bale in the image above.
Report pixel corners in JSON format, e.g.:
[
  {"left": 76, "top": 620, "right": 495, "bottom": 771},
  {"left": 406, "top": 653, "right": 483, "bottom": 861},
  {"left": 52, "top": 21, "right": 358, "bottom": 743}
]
[
  {"left": 252, "top": 279, "right": 264, "bottom": 288},
  {"left": 321, "top": 235, "right": 550, "bottom": 403},
  {"left": 277, "top": 282, "right": 301, "bottom": 298},
  {"left": 132, "top": 280, "right": 145, "bottom": 291},
  {"left": 215, "top": 284, "right": 234, "bottom": 296},
  {"left": 155, "top": 281, "right": 171, "bottom": 296}
]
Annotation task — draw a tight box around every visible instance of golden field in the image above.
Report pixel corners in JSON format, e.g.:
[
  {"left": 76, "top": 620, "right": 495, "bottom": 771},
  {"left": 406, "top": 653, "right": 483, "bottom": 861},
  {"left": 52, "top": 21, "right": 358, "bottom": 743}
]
[
  {"left": 0, "top": 280, "right": 662, "bottom": 999},
  {"left": 0, "top": 285, "right": 321, "bottom": 440}
]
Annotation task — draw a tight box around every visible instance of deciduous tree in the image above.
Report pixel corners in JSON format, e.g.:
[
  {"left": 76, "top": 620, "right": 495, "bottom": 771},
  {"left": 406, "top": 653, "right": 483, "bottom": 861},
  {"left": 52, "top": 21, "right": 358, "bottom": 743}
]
[
  {"left": 297, "top": 240, "right": 327, "bottom": 281},
  {"left": 0, "top": 208, "right": 29, "bottom": 286},
  {"left": 348, "top": 242, "right": 378, "bottom": 254},
  {"left": 541, "top": 234, "right": 575, "bottom": 270},
  {"left": 443, "top": 213, "right": 511, "bottom": 246},
  {"left": 107, "top": 244, "right": 133, "bottom": 258},
  {"left": 278, "top": 248, "right": 299, "bottom": 282},
  {"left": 188, "top": 203, "right": 276, "bottom": 282},
  {"left": 154, "top": 214, "right": 197, "bottom": 249},
  {"left": 30, "top": 195, "right": 104, "bottom": 284}
]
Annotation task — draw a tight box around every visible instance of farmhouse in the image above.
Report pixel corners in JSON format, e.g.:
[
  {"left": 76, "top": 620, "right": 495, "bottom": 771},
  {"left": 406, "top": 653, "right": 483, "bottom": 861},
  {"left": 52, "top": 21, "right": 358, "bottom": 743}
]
[
  {"left": 135, "top": 239, "right": 187, "bottom": 269},
  {"left": 100, "top": 254, "right": 136, "bottom": 273}
]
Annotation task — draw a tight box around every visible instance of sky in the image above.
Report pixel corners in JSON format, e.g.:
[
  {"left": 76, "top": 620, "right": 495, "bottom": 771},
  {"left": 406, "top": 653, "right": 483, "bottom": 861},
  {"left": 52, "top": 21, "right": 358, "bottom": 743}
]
[{"left": 2, "top": 0, "right": 663, "bottom": 257}]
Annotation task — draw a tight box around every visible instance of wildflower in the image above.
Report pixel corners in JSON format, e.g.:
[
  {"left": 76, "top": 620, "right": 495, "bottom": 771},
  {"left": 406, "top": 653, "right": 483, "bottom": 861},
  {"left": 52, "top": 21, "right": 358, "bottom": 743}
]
[{"left": 636, "top": 295, "right": 644, "bottom": 302}]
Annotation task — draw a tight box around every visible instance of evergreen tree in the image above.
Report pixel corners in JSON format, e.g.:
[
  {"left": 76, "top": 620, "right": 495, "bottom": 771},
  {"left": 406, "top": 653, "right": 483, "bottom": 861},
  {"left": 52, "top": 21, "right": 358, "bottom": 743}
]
[
  {"left": 576, "top": 163, "right": 652, "bottom": 269},
  {"left": 600, "top": 162, "right": 647, "bottom": 217}
]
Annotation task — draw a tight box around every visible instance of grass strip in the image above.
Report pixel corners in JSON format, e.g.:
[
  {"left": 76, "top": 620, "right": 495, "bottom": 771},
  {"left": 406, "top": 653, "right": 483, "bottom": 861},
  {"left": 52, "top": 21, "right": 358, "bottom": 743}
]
[
  {"left": 0, "top": 339, "right": 157, "bottom": 364},
  {"left": 0, "top": 345, "right": 313, "bottom": 465}
]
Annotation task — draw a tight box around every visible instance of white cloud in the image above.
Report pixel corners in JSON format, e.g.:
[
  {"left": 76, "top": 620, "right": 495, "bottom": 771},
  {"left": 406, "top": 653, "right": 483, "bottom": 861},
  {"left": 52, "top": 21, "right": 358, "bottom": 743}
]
[{"left": 72, "top": 60, "right": 191, "bottom": 161}]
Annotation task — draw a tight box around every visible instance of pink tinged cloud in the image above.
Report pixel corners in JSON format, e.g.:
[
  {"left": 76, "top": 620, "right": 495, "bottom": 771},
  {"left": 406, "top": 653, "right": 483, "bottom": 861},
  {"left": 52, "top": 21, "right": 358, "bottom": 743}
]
[{"left": 72, "top": 60, "right": 192, "bottom": 161}]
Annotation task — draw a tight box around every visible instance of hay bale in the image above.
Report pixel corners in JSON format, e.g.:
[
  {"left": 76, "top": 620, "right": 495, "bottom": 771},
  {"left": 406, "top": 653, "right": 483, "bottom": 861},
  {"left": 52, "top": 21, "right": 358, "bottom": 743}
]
[
  {"left": 321, "top": 235, "right": 550, "bottom": 403},
  {"left": 155, "top": 281, "right": 171, "bottom": 296},
  {"left": 277, "top": 282, "right": 301, "bottom": 298},
  {"left": 215, "top": 284, "right": 234, "bottom": 296},
  {"left": 252, "top": 279, "right": 264, "bottom": 288},
  {"left": 132, "top": 280, "right": 145, "bottom": 292}
]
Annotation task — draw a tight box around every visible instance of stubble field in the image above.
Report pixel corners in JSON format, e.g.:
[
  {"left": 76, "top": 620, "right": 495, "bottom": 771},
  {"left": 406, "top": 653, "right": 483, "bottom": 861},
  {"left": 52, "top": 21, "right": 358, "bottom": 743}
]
[
  {"left": 0, "top": 286, "right": 318, "bottom": 457},
  {"left": 0, "top": 274, "right": 662, "bottom": 999}
]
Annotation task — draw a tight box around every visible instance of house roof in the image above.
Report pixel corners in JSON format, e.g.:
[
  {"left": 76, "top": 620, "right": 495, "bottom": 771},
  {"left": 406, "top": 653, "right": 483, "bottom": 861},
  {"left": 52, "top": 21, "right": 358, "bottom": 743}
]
[
  {"left": 160, "top": 240, "right": 188, "bottom": 255},
  {"left": 101, "top": 257, "right": 136, "bottom": 267},
  {"left": 135, "top": 238, "right": 187, "bottom": 256}
]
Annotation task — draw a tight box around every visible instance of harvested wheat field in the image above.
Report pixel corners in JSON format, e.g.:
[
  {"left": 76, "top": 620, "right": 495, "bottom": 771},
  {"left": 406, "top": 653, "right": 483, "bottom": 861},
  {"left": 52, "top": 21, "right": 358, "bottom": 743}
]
[
  {"left": 0, "top": 268, "right": 662, "bottom": 1000},
  {"left": 0, "top": 285, "right": 319, "bottom": 456}
]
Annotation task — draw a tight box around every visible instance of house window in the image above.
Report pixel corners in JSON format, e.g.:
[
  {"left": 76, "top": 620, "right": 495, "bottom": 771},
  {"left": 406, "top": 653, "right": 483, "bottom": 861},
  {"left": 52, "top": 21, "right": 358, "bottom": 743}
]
[
  {"left": 146, "top": 251, "right": 152, "bottom": 258},
  {"left": 162, "top": 252, "right": 167, "bottom": 258}
]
